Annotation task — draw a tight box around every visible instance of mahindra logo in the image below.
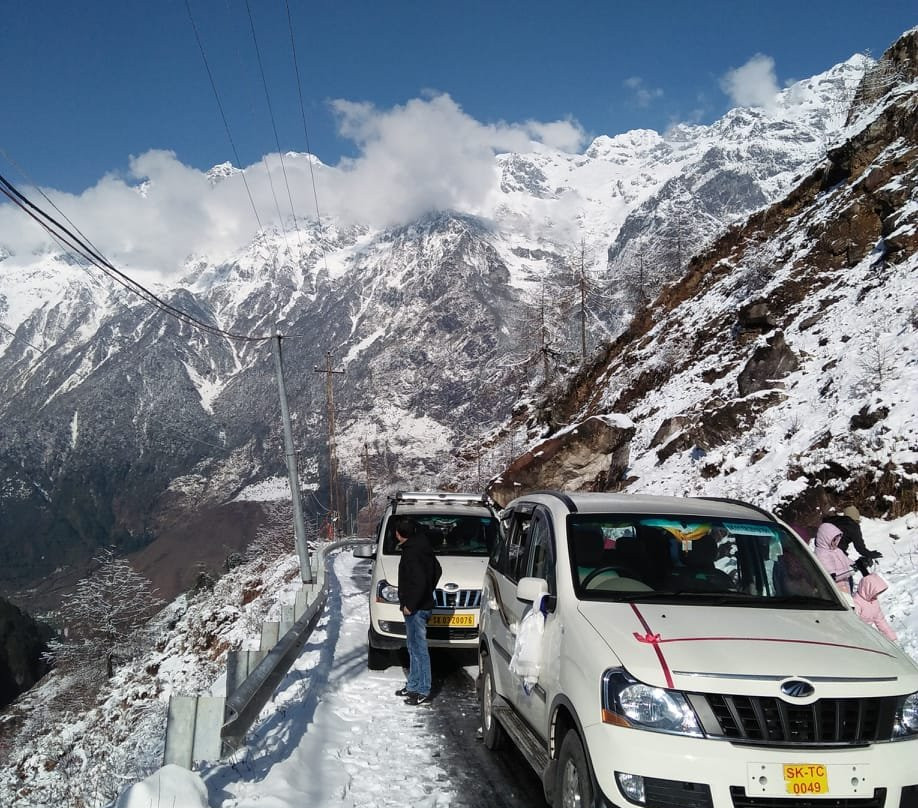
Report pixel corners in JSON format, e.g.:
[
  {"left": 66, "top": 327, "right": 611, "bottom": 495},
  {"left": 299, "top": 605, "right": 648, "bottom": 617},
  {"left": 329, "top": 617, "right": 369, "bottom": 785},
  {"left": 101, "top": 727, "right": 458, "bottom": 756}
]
[
  {"left": 780, "top": 679, "right": 815, "bottom": 699},
  {"left": 442, "top": 582, "right": 460, "bottom": 592}
]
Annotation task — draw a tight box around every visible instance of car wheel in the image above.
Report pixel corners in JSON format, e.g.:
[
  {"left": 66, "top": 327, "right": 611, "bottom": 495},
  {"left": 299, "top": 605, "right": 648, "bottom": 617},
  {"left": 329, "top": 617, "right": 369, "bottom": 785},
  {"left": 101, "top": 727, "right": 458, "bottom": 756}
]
[
  {"left": 367, "top": 635, "right": 390, "bottom": 670},
  {"left": 479, "top": 653, "right": 506, "bottom": 750},
  {"left": 554, "top": 730, "right": 593, "bottom": 808}
]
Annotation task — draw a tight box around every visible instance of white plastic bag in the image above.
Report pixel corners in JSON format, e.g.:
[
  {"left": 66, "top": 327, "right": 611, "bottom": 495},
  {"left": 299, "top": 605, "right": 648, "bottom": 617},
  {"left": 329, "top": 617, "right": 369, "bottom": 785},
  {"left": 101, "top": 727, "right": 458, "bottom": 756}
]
[{"left": 509, "top": 594, "right": 546, "bottom": 694}]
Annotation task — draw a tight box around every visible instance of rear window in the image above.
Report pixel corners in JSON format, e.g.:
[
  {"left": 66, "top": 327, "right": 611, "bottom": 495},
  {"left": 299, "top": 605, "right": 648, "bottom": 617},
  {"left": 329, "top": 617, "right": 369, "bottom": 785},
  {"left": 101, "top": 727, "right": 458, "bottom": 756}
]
[
  {"left": 566, "top": 513, "right": 843, "bottom": 608},
  {"left": 382, "top": 514, "right": 498, "bottom": 557}
]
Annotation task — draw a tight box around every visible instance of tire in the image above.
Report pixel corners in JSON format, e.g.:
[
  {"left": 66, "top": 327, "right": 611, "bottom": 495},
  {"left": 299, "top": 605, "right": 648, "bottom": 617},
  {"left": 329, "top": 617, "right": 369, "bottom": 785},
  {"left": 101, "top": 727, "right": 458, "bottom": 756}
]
[
  {"left": 554, "top": 730, "right": 594, "bottom": 808},
  {"left": 479, "top": 653, "right": 506, "bottom": 750},
  {"left": 367, "top": 636, "right": 390, "bottom": 670}
]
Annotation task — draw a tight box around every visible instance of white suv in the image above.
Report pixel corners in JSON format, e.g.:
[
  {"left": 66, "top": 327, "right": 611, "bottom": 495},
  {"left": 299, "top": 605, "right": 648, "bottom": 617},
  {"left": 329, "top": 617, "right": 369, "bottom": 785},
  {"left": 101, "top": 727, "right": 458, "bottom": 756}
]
[
  {"left": 364, "top": 491, "right": 498, "bottom": 669},
  {"left": 479, "top": 491, "right": 918, "bottom": 808}
]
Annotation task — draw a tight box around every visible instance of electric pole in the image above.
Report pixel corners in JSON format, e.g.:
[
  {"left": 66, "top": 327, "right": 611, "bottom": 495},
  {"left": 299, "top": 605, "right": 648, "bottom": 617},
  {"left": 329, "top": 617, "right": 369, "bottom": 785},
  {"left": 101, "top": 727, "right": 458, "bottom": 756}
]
[
  {"left": 272, "top": 334, "right": 312, "bottom": 583},
  {"left": 314, "top": 351, "right": 345, "bottom": 539},
  {"left": 363, "top": 441, "right": 374, "bottom": 501}
]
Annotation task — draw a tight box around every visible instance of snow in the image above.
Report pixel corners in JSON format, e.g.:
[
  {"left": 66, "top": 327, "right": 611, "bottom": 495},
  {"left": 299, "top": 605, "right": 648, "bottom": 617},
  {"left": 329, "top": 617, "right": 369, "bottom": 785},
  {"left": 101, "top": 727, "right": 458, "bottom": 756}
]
[
  {"left": 232, "top": 477, "right": 292, "bottom": 502},
  {"left": 203, "top": 552, "right": 458, "bottom": 807},
  {"left": 115, "top": 764, "right": 209, "bottom": 808}
]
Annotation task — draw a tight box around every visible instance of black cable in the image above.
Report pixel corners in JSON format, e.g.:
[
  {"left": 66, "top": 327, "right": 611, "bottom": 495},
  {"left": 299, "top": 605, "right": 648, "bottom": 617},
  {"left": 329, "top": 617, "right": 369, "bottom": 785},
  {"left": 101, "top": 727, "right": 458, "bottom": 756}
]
[
  {"left": 184, "top": 0, "right": 265, "bottom": 239},
  {"left": 245, "top": 0, "right": 300, "bottom": 258},
  {"left": 0, "top": 173, "right": 270, "bottom": 342},
  {"left": 0, "top": 322, "right": 50, "bottom": 356},
  {"left": 284, "top": 0, "right": 330, "bottom": 276}
]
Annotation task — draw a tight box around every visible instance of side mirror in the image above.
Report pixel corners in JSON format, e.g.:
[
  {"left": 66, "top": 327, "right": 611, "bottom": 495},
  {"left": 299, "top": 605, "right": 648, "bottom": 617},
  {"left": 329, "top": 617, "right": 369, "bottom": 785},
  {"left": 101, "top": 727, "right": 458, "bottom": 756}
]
[
  {"left": 353, "top": 543, "right": 376, "bottom": 559},
  {"left": 517, "top": 576, "right": 548, "bottom": 603}
]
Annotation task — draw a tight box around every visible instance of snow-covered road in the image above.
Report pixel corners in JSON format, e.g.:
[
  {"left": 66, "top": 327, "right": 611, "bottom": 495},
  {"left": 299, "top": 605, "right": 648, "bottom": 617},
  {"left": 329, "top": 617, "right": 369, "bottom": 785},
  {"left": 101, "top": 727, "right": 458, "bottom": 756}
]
[{"left": 201, "top": 551, "right": 544, "bottom": 808}]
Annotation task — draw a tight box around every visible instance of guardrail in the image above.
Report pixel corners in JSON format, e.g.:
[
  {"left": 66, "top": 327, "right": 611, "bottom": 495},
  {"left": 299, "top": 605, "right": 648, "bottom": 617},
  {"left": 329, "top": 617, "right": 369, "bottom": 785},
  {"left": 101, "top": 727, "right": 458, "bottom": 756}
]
[{"left": 163, "top": 537, "right": 374, "bottom": 768}]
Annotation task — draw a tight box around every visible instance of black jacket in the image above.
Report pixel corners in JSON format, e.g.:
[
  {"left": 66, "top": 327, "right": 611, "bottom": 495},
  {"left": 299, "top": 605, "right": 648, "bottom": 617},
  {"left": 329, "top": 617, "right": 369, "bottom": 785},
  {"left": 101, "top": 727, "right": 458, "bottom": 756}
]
[
  {"left": 397, "top": 533, "right": 442, "bottom": 613},
  {"left": 824, "top": 514, "right": 869, "bottom": 556}
]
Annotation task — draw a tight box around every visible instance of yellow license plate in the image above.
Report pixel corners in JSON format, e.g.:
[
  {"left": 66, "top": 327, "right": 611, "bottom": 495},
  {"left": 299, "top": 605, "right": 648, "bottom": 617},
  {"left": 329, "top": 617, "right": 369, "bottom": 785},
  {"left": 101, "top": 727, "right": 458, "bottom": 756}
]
[
  {"left": 429, "top": 613, "right": 476, "bottom": 628},
  {"left": 783, "top": 764, "right": 829, "bottom": 795}
]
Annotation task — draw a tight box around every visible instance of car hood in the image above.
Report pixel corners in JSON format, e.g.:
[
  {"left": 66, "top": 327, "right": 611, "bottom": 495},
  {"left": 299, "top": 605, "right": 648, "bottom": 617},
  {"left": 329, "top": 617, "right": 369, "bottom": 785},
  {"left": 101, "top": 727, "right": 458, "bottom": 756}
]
[
  {"left": 577, "top": 601, "right": 918, "bottom": 696},
  {"left": 378, "top": 554, "right": 489, "bottom": 592}
]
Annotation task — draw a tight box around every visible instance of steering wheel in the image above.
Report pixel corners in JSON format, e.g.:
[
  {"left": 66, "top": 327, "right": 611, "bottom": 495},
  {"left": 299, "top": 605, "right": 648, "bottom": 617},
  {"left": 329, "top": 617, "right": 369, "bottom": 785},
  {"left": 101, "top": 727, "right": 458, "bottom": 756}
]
[{"left": 581, "top": 566, "right": 640, "bottom": 588}]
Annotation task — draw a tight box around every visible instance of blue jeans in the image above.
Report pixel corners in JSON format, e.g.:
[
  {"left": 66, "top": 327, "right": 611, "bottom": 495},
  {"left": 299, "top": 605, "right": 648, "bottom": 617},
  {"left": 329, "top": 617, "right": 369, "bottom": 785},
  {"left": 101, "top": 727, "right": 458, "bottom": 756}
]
[{"left": 404, "top": 609, "right": 432, "bottom": 696}]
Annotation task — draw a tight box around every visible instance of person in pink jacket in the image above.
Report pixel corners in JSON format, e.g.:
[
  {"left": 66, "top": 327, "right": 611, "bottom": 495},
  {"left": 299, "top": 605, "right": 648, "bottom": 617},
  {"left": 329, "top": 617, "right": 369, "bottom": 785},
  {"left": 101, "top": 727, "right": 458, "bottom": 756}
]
[
  {"left": 853, "top": 573, "right": 898, "bottom": 641},
  {"left": 814, "top": 522, "right": 854, "bottom": 593}
]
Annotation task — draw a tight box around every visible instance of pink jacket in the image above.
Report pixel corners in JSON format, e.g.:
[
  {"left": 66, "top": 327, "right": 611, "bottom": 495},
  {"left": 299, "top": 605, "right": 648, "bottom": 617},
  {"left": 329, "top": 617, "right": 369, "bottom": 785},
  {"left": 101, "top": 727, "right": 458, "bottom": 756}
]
[
  {"left": 814, "top": 523, "right": 853, "bottom": 591},
  {"left": 853, "top": 573, "right": 897, "bottom": 641}
]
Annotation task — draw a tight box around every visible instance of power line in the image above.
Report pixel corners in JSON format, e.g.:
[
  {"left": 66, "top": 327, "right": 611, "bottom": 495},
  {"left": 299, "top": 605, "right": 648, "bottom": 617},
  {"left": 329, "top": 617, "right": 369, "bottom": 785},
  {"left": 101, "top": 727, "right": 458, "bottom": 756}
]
[
  {"left": 184, "top": 0, "right": 265, "bottom": 239},
  {"left": 0, "top": 321, "right": 51, "bottom": 356},
  {"left": 0, "top": 172, "right": 271, "bottom": 343},
  {"left": 284, "top": 0, "right": 330, "bottom": 276},
  {"left": 245, "top": 0, "right": 301, "bottom": 258}
]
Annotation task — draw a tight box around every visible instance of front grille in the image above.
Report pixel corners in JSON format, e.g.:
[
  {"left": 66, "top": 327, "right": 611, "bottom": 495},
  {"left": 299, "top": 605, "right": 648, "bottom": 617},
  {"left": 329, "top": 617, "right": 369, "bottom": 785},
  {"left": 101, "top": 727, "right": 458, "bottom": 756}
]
[
  {"left": 901, "top": 785, "right": 918, "bottom": 808},
  {"left": 694, "top": 694, "right": 897, "bottom": 745},
  {"left": 730, "top": 786, "right": 886, "bottom": 808},
  {"left": 428, "top": 626, "right": 479, "bottom": 641},
  {"left": 644, "top": 777, "right": 713, "bottom": 808},
  {"left": 434, "top": 588, "right": 482, "bottom": 609}
]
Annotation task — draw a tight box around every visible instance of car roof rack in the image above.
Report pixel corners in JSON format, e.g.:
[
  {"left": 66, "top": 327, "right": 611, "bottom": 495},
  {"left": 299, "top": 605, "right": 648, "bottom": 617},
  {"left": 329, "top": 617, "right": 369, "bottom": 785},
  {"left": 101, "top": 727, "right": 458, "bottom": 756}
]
[{"left": 390, "top": 490, "right": 494, "bottom": 516}]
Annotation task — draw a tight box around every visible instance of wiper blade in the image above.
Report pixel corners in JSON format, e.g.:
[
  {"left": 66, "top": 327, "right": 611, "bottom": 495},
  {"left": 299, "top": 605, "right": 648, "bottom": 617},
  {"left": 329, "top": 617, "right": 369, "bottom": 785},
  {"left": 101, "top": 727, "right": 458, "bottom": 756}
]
[
  {"left": 760, "top": 595, "right": 844, "bottom": 609},
  {"left": 617, "top": 591, "right": 840, "bottom": 607}
]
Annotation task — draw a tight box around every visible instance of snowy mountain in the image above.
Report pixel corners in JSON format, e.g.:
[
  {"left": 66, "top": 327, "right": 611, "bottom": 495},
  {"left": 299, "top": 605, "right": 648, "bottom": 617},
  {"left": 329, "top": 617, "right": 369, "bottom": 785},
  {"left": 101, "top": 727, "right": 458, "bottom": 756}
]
[{"left": 0, "top": 35, "right": 903, "bottom": 611}]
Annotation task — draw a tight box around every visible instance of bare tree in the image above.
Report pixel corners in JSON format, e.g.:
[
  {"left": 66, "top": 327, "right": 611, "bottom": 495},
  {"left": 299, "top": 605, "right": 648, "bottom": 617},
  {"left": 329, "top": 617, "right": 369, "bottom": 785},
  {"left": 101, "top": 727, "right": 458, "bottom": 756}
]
[{"left": 46, "top": 548, "right": 163, "bottom": 680}]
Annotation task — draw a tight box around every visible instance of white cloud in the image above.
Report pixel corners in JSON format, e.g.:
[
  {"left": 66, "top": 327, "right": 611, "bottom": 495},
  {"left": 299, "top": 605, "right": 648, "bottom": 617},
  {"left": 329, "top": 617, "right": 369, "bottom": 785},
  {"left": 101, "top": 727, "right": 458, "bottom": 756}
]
[
  {"left": 623, "top": 76, "right": 664, "bottom": 108},
  {"left": 720, "top": 54, "right": 780, "bottom": 111},
  {"left": 0, "top": 94, "right": 586, "bottom": 278}
]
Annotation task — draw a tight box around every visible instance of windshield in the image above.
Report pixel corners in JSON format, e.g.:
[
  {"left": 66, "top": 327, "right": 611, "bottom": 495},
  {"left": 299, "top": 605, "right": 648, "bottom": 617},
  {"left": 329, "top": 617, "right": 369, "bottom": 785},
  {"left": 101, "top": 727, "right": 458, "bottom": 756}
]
[
  {"left": 567, "top": 513, "right": 843, "bottom": 608},
  {"left": 382, "top": 513, "right": 498, "bottom": 557}
]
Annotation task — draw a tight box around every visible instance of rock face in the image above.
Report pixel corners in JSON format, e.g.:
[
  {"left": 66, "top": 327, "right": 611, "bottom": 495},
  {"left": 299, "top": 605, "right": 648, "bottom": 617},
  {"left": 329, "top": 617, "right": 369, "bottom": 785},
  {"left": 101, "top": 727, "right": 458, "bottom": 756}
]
[
  {"left": 488, "top": 416, "right": 635, "bottom": 506},
  {"left": 0, "top": 597, "right": 51, "bottom": 708},
  {"left": 736, "top": 332, "right": 799, "bottom": 396}
]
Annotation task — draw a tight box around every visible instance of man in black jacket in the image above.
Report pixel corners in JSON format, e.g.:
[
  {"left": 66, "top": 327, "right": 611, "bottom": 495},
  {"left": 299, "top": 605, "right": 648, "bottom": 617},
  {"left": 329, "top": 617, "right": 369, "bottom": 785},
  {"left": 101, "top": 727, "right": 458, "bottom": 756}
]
[
  {"left": 825, "top": 506, "right": 882, "bottom": 560},
  {"left": 393, "top": 517, "right": 441, "bottom": 705}
]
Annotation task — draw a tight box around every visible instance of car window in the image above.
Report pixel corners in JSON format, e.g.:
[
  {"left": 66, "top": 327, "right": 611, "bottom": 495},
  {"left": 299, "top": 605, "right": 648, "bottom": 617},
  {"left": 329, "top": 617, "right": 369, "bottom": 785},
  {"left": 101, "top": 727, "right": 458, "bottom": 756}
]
[
  {"left": 525, "top": 510, "right": 555, "bottom": 593},
  {"left": 496, "top": 508, "right": 533, "bottom": 582},
  {"left": 381, "top": 513, "right": 497, "bottom": 556},
  {"left": 566, "top": 513, "right": 843, "bottom": 607}
]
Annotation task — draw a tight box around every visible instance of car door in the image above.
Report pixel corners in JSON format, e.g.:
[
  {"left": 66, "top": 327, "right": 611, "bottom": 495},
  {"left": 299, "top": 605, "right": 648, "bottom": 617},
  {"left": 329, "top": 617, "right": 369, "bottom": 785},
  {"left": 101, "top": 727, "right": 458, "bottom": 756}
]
[
  {"left": 486, "top": 503, "right": 534, "bottom": 695},
  {"left": 513, "top": 506, "right": 557, "bottom": 736}
]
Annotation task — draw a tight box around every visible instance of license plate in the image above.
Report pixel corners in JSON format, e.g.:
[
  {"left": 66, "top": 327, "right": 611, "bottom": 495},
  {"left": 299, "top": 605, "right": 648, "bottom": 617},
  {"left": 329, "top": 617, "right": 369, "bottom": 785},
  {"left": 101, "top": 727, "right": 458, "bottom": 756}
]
[
  {"left": 783, "top": 764, "right": 829, "bottom": 795},
  {"left": 429, "top": 613, "right": 476, "bottom": 628}
]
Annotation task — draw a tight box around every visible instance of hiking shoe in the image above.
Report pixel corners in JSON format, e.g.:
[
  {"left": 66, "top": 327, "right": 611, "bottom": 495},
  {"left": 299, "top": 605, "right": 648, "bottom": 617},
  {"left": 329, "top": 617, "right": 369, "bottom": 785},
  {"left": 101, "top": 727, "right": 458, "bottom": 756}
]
[
  {"left": 394, "top": 686, "right": 412, "bottom": 697},
  {"left": 404, "top": 692, "right": 432, "bottom": 706}
]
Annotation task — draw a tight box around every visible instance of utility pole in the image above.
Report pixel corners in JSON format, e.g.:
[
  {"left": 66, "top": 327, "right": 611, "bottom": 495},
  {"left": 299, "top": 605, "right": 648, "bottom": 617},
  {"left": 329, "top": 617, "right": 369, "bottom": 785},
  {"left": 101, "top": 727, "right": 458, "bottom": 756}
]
[
  {"left": 314, "top": 351, "right": 345, "bottom": 539},
  {"left": 363, "top": 441, "right": 374, "bottom": 501},
  {"left": 578, "top": 239, "right": 588, "bottom": 360},
  {"left": 272, "top": 334, "right": 312, "bottom": 583}
]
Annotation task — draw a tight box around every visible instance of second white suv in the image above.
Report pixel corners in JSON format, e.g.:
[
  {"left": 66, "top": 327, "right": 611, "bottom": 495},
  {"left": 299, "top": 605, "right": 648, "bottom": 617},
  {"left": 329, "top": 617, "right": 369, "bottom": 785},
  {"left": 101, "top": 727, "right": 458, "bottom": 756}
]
[
  {"left": 364, "top": 491, "right": 498, "bottom": 669},
  {"left": 479, "top": 491, "right": 918, "bottom": 808}
]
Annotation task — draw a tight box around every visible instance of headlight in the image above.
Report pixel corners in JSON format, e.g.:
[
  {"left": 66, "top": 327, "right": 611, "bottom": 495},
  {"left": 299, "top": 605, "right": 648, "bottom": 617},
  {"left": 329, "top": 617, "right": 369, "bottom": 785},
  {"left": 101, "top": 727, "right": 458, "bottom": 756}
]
[
  {"left": 376, "top": 580, "right": 400, "bottom": 604},
  {"left": 893, "top": 692, "right": 918, "bottom": 739},
  {"left": 602, "top": 669, "right": 702, "bottom": 737}
]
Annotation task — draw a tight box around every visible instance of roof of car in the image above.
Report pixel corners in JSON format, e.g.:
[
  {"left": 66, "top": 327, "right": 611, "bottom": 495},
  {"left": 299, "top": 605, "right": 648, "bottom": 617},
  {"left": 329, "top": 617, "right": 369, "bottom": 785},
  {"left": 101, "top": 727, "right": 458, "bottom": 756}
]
[{"left": 506, "top": 491, "right": 774, "bottom": 522}]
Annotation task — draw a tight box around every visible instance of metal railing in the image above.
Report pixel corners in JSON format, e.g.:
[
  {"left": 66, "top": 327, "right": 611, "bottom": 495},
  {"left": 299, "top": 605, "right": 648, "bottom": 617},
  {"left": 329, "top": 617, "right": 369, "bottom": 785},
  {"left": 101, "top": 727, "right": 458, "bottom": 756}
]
[{"left": 164, "top": 537, "right": 375, "bottom": 767}]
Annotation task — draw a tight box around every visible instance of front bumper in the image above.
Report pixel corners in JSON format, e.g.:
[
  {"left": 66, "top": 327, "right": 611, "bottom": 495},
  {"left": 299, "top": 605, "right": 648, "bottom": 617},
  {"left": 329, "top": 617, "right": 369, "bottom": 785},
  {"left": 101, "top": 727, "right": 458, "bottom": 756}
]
[
  {"left": 583, "top": 722, "right": 918, "bottom": 808},
  {"left": 369, "top": 603, "right": 480, "bottom": 649}
]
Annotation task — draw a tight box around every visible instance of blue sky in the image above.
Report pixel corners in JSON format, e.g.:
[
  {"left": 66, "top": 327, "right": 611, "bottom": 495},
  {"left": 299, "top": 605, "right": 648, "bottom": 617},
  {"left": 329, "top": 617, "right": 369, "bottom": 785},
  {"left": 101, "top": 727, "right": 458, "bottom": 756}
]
[{"left": 2, "top": 0, "right": 915, "bottom": 194}]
